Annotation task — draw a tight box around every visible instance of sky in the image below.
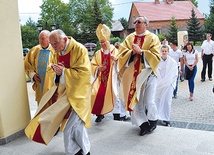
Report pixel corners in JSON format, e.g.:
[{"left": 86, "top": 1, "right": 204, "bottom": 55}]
[{"left": 18, "top": 0, "right": 210, "bottom": 25}]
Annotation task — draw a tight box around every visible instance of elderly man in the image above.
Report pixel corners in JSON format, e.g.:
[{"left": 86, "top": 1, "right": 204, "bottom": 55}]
[
  {"left": 24, "top": 30, "right": 55, "bottom": 105},
  {"left": 25, "top": 30, "right": 91, "bottom": 155},
  {"left": 91, "top": 24, "right": 127, "bottom": 122},
  {"left": 48, "top": 29, "right": 91, "bottom": 155},
  {"left": 118, "top": 16, "right": 161, "bottom": 136}
]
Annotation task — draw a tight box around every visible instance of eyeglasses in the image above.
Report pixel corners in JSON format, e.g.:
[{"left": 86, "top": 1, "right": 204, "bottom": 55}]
[{"left": 133, "top": 20, "right": 143, "bottom": 24}]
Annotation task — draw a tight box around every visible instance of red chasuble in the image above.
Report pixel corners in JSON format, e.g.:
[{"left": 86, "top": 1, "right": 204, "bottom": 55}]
[
  {"left": 92, "top": 51, "right": 111, "bottom": 114},
  {"left": 127, "top": 35, "right": 145, "bottom": 111}
]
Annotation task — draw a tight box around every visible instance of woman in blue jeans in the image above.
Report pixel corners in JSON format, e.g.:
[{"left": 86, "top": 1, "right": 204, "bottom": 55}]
[{"left": 183, "top": 42, "right": 198, "bottom": 101}]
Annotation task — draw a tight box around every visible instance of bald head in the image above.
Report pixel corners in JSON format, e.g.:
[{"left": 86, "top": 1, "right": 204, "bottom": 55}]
[{"left": 39, "top": 30, "right": 50, "bottom": 49}]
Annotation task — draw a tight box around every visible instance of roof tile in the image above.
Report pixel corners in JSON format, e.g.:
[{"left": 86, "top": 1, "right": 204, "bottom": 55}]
[{"left": 133, "top": 1, "right": 204, "bottom": 21}]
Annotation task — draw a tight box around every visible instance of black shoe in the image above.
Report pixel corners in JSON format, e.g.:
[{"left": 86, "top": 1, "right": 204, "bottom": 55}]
[
  {"left": 209, "top": 78, "right": 213, "bottom": 81},
  {"left": 120, "top": 115, "right": 131, "bottom": 121},
  {"left": 163, "top": 121, "right": 170, "bottom": 127},
  {"left": 148, "top": 120, "right": 157, "bottom": 132},
  {"left": 95, "top": 115, "right": 104, "bottom": 122},
  {"left": 113, "top": 114, "right": 120, "bottom": 121},
  {"left": 75, "top": 149, "right": 82, "bottom": 155},
  {"left": 172, "top": 94, "right": 177, "bottom": 99},
  {"left": 139, "top": 122, "right": 149, "bottom": 136},
  {"left": 201, "top": 79, "right": 205, "bottom": 82},
  {"left": 75, "top": 149, "right": 90, "bottom": 155}
]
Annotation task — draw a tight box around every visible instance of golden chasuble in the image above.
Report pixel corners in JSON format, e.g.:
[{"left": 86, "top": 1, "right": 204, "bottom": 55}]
[
  {"left": 127, "top": 35, "right": 145, "bottom": 111},
  {"left": 91, "top": 45, "right": 117, "bottom": 115},
  {"left": 118, "top": 31, "right": 161, "bottom": 111},
  {"left": 24, "top": 45, "right": 55, "bottom": 104},
  {"left": 25, "top": 37, "right": 92, "bottom": 145},
  {"left": 92, "top": 51, "right": 111, "bottom": 114}
]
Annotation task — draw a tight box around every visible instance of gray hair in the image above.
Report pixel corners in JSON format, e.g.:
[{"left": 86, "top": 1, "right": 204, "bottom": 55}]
[
  {"left": 50, "top": 29, "right": 67, "bottom": 39},
  {"left": 137, "top": 16, "right": 149, "bottom": 24}
]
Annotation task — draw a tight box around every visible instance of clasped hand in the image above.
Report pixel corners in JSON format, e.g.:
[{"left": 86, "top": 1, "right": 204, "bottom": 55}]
[
  {"left": 98, "top": 65, "right": 106, "bottom": 72},
  {"left": 51, "top": 63, "right": 64, "bottom": 75},
  {"left": 132, "top": 44, "right": 142, "bottom": 55},
  {"left": 188, "top": 66, "right": 194, "bottom": 71}
]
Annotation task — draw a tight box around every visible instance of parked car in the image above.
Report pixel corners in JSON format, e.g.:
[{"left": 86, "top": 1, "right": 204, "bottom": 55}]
[
  {"left": 84, "top": 43, "right": 97, "bottom": 60},
  {"left": 23, "top": 48, "right": 30, "bottom": 57},
  {"left": 84, "top": 43, "right": 97, "bottom": 52}
]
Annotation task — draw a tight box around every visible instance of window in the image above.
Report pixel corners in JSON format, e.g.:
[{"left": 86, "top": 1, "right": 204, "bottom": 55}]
[{"left": 153, "top": 29, "right": 161, "bottom": 34}]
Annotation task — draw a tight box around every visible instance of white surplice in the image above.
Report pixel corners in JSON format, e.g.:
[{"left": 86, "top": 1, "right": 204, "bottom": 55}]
[{"left": 155, "top": 56, "right": 178, "bottom": 121}]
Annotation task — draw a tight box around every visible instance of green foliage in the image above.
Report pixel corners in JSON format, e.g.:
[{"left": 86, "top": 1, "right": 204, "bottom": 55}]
[
  {"left": 110, "top": 37, "right": 121, "bottom": 45},
  {"left": 20, "top": 0, "right": 114, "bottom": 47},
  {"left": 190, "top": 0, "right": 198, "bottom": 7},
  {"left": 21, "top": 18, "right": 39, "bottom": 48},
  {"left": 40, "top": 0, "right": 73, "bottom": 35},
  {"left": 119, "top": 17, "right": 128, "bottom": 29},
  {"left": 157, "top": 34, "right": 167, "bottom": 42},
  {"left": 67, "top": 0, "right": 113, "bottom": 44},
  {"left": 173, "top": 0, "right": 198, "bottom": 7},
  {"left": 204, "top": 0, "right": 214, "bottom": 37},
  {"left": 167, "top": 16, "right": 178, "bottom": 42},
  {"left": 187, "top": 8, "right": 203, "bottom": 45}
]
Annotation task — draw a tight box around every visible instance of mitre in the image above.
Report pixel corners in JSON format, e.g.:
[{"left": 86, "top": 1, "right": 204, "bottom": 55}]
[{"left": 96, "top": 24, "right": 111, "bottom": 41}]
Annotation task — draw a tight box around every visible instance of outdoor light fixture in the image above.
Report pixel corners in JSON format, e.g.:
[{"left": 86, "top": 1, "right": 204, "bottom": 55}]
[{"left": 36, "top": 19, "right": 58, "bottom": 31}]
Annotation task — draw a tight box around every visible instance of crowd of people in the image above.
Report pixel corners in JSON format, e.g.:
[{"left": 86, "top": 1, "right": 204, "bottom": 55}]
[{"left": 24, "top": 16, "right": 213, "bottom": 155}]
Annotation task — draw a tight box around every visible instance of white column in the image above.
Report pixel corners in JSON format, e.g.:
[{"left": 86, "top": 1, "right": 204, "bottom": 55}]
[{"left": 0, "top": 0, "right": 31, "bottom": 144}]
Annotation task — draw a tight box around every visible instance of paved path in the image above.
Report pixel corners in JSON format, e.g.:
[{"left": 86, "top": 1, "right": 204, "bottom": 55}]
[
  {"left": 170, "top": 50, "right": 214, "bottom": 131},
  {"left": 1, "top": 46, "right": 214, "bottom": 155},
  {"left": 26, "top": 47, "right": 214, "bottom": 132}
]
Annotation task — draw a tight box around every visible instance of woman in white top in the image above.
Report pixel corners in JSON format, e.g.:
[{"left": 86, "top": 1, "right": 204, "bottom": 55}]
[{"left": 183, "top": 42, "right": 199, "bottom": 101}]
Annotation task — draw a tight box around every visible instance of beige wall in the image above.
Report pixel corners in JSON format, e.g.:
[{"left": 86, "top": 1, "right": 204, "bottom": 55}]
[{"left": 0, "top": 0, "right": 31, "bottom": 140}]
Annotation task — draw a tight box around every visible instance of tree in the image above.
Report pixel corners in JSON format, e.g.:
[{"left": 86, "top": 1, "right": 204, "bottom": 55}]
[
  {"left": 21, "top": 18, "right": 39, "bottom": 48},
  {"left": 204, "top": 0, "right": 214, "bottom": 37},
  {"left": 119, "top": 17, "right": 128, "bottom": 29},
  {"left": 39, "top": 0, "right": 113, "bottom": 44},
  {"left": 191, "top": 0, "right": 198, "bottom": 7},
  {"left": 187, "top": 8, "right": 203, "bottom": 45},
  {"left": 167, "top": 16, "right": 178, "bottom": 42},
  {"left": 40, "top": 0, "right": 73, "bottom": 35},
  {"left": 70, "top": 0, "right": 113, "bottom": 43},
  {"left": 173, "top": 0, "right": 198, "bottom": 7}
]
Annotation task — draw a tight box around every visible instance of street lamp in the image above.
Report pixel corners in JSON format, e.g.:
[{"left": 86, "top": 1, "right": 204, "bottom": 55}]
[{"left": 36, "top": 20, "right": 58, "bottom": 31}]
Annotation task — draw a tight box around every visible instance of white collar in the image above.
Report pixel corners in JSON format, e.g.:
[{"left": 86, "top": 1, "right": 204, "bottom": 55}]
[{"left": 61, "top": 38, "right": 69, "bottom": 55}]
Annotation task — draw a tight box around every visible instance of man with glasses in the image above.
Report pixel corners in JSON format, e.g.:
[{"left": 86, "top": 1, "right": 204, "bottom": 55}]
[{"left": 118, "top": 16, "right": 161, "bottom": 136}]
